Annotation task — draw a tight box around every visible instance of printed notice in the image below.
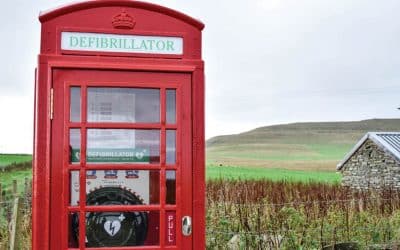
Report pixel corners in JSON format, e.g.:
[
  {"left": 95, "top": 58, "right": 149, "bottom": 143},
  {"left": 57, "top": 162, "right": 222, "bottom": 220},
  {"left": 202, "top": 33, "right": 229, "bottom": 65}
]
[{"left": 88, "top": 88, "right": 136, "bottom": 122}]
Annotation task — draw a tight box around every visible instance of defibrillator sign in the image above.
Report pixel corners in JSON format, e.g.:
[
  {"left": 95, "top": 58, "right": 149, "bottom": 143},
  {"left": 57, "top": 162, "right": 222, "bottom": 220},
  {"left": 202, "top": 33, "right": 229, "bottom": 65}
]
[
  {"left": 61, "top": 32, "right": 183, "bottom": 55},
  {"left": 71, "top": 148, "right": 149, "bottom": 163}
]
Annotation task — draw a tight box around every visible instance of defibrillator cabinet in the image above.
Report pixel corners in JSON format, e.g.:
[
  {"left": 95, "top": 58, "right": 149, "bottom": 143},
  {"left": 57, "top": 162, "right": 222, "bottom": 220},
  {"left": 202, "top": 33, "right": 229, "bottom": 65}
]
[{"left": 33, "top": 1, "right": 205, "bottom": 249}]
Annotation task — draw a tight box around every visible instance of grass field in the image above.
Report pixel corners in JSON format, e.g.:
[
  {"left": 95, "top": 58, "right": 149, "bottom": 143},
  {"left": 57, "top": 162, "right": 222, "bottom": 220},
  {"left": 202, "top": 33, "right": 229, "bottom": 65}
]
[
  {"left": 0, "top": 154, "right": 341, "bottom": 188},
  {"left": 0, "top": 154, "right": 31, "bottom": 166},
  {"left": 0, "top": 169, "right": 32, "bottom": 196},
  {"left": 206, "top": 164, "right": 340, "bottom": 183},
  {"left": 0, "top": 154, "right": 32, "bottom": 195},
  {"left": 3, "top": 119, "right": 400, "bottom": 184},
  {"left": 207, "top": 143, "right": 352, "bottom": 171},
  {"left": 207, "top": 143, "right": 351, "bottom": 161}
]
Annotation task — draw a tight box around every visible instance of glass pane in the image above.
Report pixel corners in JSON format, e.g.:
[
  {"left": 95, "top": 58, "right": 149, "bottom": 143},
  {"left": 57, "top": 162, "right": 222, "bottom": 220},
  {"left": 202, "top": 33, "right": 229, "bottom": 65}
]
[
  {"left": 165, "top": 211, "right": 176, "bottom": 246},
  {"left": 87, "top": 129, "right": 160, "bottom": 164},
  {"left": 166, "top": 130, "right": 176, "bottom": 164},
  {"left": 85, "top": 170, "right": 160, "bottom": 205},
  {"left": 70, "top": 171, "right": 80, "bottom": 206},
  {"left": 166, "top": 89, "right": 176, "bottom": 124},
  {"left": 68, "top": 212, "right": 79, "bottom": 248},
  {"left": 70, "top": 129, "right": 81, "bottom": 164},
  {"left": 70, "top": 87, "right": 81, "bottom": 122},
  {"left": 87, "top": 87, "right": 160, "bottom": 123},
  {"left": 85, "top": 211, "right": 159, "bottom": 247},
  {"left": 166, "top": 170, "right": 176, "bottom": 205}
]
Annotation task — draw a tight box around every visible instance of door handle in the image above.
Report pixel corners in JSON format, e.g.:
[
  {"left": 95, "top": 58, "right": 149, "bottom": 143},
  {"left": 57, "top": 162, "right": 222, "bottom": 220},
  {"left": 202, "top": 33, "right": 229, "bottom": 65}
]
[{"left": 182, "top": 216, "right": 192, "bottom": 236}]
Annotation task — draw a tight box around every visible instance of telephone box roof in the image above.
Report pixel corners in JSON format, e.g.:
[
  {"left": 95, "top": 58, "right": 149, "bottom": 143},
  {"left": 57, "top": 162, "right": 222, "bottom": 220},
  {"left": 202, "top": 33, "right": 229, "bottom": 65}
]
[
  {"left": 337, "top": 132, "right": 400, "bottom": 170},
  {"left": 39, "top": 0, "right": 205, "bottom": 30}
]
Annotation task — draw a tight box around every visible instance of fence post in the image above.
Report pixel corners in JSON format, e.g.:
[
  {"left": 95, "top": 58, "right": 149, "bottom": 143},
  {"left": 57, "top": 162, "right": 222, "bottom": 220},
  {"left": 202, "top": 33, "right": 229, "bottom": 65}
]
[
  {"left": 24, "top": 178, "right": 28, "bottom": 195},
  {"left": 8, "top": 179, "right": 25, "bottom": 250},
  {"left": 16, "top": 197, "right": 24, "bottom": 250},
  {"left": 12, "top": 180, "right": 17, "bottom": 196},
  {"left": 8, "top": 197, "right": 19, "bottom": 250}
]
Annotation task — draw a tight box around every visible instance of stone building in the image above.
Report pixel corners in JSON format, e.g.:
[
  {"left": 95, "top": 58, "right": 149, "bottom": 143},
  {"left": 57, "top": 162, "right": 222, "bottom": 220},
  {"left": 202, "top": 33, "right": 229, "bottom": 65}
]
[{"left": 337, "top": 132, "right": 400, "bottom": 189}]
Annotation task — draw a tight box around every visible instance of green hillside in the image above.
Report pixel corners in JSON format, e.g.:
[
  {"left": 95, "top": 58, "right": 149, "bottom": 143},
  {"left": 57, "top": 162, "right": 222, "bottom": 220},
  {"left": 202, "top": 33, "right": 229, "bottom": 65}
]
[
  {"left": 1, "top": 119, "right": 400, "bottom": 182},
  {"left": 207, "top": 119, "right": 400, "bottom": 172},
  {"left": 0, "top": 154, "right": 31, "bottom": 166}
]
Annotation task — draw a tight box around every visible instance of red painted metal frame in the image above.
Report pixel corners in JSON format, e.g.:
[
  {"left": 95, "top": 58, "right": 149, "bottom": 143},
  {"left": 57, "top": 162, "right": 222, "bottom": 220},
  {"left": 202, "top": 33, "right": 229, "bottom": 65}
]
[
  {"left": 51, "top": 69, "right": 191, "bottom": 249},
  {"left": 39, "top": 1, "right": 203, "bottom": 59},
  {"left": 35, "top": 61, "right": 204, "bottom": 250},
  {"left": 35, "top": 1, "right": 204, "bottom": 249},
  {"left": 39, "top": 1, "right": 204, "bottom": 30}
]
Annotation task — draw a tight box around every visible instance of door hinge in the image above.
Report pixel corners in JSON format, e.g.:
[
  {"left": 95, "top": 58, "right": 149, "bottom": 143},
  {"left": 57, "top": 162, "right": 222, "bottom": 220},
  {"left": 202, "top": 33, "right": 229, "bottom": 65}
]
[{"left": 50, "top": 88, "right": 54, "bottom": 120}]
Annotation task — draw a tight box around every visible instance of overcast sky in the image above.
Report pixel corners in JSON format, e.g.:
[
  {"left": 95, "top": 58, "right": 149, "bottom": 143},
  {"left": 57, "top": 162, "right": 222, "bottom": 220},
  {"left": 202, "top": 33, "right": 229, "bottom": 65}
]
[{"left": 1, "top": 0, "right": 400, "bottom": 153}]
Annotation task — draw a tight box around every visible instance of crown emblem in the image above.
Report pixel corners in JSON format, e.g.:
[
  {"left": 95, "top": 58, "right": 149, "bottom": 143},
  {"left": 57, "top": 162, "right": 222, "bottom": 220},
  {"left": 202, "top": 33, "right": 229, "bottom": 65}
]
[{"left": 112, "top": 10, "right": 136, "bottom": 29}]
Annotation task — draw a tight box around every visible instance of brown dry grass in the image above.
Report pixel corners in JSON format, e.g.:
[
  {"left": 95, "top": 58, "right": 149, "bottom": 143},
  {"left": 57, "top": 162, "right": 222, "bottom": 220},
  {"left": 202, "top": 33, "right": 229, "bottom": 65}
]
[
  {"left": 207, "top": 179, "right": 400, "bottom": 249},
  {"left": 207, "top": 159, "right": 338, "bottom": 171}
]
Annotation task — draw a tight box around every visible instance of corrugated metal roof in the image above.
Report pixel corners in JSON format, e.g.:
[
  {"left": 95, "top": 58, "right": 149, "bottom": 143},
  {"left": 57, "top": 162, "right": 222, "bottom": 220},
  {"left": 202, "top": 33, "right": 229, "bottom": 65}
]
[
  {"left": 337, "top": 132, "right": 400, "bottom": 170},
  {"left": 378, "top": 133, "right": 400, "bottom": 155}
]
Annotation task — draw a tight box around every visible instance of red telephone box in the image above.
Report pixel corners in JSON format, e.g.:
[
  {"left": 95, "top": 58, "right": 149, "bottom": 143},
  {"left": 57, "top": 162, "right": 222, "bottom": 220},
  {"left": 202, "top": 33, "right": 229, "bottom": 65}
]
[{"left": 33, "top": 1, "right": 204, "bottom": 249}]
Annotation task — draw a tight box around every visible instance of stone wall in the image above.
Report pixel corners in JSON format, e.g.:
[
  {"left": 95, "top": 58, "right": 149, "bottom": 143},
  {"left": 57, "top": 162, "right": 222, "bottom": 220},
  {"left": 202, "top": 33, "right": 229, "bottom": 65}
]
[{"left": 340, "top": 139, "right": 400, "bottom": 189}]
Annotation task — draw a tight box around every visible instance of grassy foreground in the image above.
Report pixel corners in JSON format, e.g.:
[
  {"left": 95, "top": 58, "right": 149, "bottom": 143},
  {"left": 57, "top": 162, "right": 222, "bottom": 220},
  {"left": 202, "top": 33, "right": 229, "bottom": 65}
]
[
  {"left": 206, "top": 164, "right": 340, "bottom": 183},
  {"left": 207, "top": 179, "right": 400, "bottom": 249}
]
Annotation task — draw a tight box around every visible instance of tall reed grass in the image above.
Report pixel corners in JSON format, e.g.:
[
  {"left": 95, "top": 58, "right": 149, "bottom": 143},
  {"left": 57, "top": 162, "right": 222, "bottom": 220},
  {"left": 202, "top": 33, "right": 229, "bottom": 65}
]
[
  {"left": 3, "top": 179, "right": 400, "bottom": 249},
  {"left": 207, "top": 179, "right": 400, "bottom": 249}
]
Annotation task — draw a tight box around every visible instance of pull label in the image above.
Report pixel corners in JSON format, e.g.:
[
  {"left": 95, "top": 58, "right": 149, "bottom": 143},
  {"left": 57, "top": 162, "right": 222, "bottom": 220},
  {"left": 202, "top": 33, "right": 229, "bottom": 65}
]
[{"left": 166, "top": 211, "right": 176, "bottom": 245}]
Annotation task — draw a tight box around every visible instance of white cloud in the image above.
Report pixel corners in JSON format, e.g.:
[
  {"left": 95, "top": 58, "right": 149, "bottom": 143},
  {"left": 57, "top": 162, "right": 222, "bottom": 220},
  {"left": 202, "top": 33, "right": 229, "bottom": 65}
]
[
  {"left": 0, "top": 95, "right": 34, "bottom": 153},
  {"left": 1, "top": 0, "right": 400, "bottom": 151}
]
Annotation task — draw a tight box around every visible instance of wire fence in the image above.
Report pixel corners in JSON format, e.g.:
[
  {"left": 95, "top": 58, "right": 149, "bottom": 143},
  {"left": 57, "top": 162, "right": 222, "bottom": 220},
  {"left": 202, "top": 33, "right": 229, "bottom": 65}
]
[
  {"left": 208, "top": 197, "right": 400, "bottom": 207},
  {"left": 3, "top": 179, "right": 400, "bottom": 249},
  {"left": 0, "top": 178, "right": 32, "bottom": 250},
  {"left": 206, "top": 180, "right": 400, "bottom": 249}
]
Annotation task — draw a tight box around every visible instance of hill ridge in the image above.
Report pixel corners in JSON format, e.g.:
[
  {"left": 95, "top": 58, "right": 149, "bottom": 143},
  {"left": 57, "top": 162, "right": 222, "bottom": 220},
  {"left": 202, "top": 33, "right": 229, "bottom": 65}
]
[
  {"left": 207, "top": 118, "right": 400, "bottom": 146},
  {"left": 206, "top": 118, "right": 400, "bottom": 171}
]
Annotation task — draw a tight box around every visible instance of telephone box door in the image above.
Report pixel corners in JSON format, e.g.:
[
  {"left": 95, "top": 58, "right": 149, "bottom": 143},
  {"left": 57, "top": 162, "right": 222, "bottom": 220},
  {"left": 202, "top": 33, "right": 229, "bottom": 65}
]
[{"left": 50, "top": 69, "right": 192, "bottom": 249}]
